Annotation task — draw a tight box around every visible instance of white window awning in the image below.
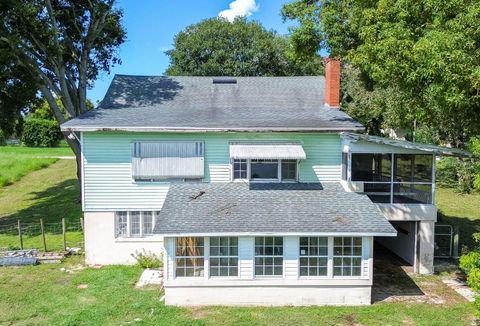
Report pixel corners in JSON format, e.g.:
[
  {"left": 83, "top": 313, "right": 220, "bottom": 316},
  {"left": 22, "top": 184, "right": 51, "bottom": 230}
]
[{"left": 229, "top": 143, "right": 306, "bottom": 160}]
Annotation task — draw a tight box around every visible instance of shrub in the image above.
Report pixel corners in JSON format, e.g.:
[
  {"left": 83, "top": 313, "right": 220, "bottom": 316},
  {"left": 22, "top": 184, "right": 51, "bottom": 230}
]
[
  {"left": 131, "top": 249, "right": 163, "bottom": 269},
  {"left": 436, "top": 157, "right": 458, "bottom": 188},
  {"left": 21, "top": 118, "right": 62, "bottom": 147}
]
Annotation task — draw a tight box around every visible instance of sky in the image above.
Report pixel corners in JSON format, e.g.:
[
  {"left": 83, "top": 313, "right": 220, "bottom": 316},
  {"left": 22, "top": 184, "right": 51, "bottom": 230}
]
[{"left": 88, "top": 0, "right": 294, "bottom": 104}]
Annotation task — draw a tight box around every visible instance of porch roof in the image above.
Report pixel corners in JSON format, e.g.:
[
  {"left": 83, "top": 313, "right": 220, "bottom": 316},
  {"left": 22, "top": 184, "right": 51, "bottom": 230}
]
[
  {"left": 341, "top": 132, "right": 471, "bottom": 157},
  {"left": 153, "top": 183, "right": 396, "bottom": 237}
]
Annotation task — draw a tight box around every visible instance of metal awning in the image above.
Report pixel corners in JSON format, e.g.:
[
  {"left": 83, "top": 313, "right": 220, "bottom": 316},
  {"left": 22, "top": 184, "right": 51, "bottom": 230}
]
[
  {"left": 229, "top": 143, "right": 306, "bottom": 160},
  {"left": 341, "top": 133, "right": 472, "bottom": 157}
]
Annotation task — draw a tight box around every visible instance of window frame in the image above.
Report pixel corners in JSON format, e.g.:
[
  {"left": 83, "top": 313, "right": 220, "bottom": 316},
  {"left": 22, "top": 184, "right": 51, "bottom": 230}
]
[
  {"left": 254, "top": 236, "right": 284, "bottom": 278},
  {"left": 231, "top": 159, "right": 298, "bottom": 183},
  {"left": 333, "top": 237, "right": 363, "bottom": 277},
  {"left": 209, "top": 237, "right": 239, "bottom": 278},
  {"left": 348, "top": 152, "right": 435, "bottom": 205},
  {"left": 299, "top": 237, "right": 329, "bottom": 278},
  {"left": 174, "top": 237, "right": 205, "bottom": 278},
  {"left": 114, "top": 211, "right": 158, "bottom": 238}
]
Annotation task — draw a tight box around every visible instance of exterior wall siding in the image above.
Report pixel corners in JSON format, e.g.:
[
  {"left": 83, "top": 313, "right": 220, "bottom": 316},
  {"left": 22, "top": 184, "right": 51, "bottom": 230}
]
[{"left": 82, "top": 132, "right": 342, "bottom": 211}]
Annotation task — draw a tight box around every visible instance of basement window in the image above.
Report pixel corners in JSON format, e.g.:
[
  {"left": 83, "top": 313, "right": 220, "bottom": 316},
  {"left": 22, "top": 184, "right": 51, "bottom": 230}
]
[{"left": 115, "top": 211, "right": 159, "bottom": 238}]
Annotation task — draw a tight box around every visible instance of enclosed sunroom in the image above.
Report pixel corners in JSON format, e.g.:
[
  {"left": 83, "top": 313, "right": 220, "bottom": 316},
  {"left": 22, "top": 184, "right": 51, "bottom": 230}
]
[{"left": 154, "top": 182, "right": 396, "bottom": 306}]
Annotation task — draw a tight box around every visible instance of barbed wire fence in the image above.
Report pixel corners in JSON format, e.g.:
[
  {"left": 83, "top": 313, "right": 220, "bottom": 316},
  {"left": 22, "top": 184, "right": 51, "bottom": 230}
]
[{"left": 0, "top": 218, "right": 84, "bottom": 252}]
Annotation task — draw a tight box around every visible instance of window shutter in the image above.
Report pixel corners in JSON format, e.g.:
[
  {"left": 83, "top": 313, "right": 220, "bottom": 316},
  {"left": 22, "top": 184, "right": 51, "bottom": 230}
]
[{"left": 132, "top": 141, "right": 204, "bottom": 180}]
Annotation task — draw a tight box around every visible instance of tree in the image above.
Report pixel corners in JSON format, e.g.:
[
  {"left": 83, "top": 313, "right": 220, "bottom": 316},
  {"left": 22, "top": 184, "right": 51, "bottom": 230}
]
[
  {"left": 166, "top": 17, "right": 323, "bottom": 77},
  {"left": 0, "top": 0, "right": 126, "bottom": 185},
  {"left": 282, "top": 0, "right": 480, "bottom": 146}
]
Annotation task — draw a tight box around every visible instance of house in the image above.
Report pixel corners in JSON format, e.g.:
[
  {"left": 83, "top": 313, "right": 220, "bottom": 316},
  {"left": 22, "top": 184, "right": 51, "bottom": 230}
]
[{"left": 61, "top": 59, "right": 469, "bottom": 306}]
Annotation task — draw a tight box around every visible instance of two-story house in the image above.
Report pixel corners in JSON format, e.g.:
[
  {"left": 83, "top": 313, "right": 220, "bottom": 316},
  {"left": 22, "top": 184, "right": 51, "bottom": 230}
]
[{"left": 61, "top": 59, "right": 469, "bottom": 306}]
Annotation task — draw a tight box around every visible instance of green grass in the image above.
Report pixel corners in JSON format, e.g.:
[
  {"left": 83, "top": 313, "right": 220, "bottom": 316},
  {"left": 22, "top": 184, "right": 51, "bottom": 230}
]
[
  {"left": 0, "top": 256, "right": 475, "bottom": 325},
  {"left": 0, "top": 159, "right": 82, "bottom": 250},
  {"left": 436, "top": 187, "right": 480, "bottom": 249},
  {"left": 0, "top": 145, "right": 73, "bottom": 187}
]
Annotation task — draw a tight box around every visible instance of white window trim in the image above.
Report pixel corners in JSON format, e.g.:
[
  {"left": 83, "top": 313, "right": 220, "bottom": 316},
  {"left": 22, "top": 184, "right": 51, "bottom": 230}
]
[
  {"left": 332, "top": 236, "right": 363, "bottom": 278},
  {"left": 208, "top": 237, "right": 240, "bottom": 279},
  {"left": 298, "top": 236, "right": 329, "bottom": 279},
  {"left": 231, "top": 159, "right": 299, "bottom": 183},
  {"left": 115, "top": 211, "right": 158, "bottom": 239},
  {"left": 254, "top": 236, "right": 285, "bottom": 279},
  {"left": 174, "top": 237, "right": 206, "bottom": 279}
]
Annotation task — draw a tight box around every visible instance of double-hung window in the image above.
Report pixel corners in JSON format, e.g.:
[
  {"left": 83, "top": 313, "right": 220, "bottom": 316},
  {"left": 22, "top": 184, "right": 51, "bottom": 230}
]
[
  {"left": 254, "top": 237, "right": 283, "bottom": 277},
  {"left": 209, "top": 237, "right": 239, "bottom": 277},
  {"left": 333, "top": 237, "right": 362, "bottom": 277},
  {"left": 115, "top": 211, "right": 158, "bottom": 238},
  {"left": 299, "top": 237, "right": 328, "bottom": 277},
  {"left": 175, "top": 237, "right": 204, "bottom": 277}
]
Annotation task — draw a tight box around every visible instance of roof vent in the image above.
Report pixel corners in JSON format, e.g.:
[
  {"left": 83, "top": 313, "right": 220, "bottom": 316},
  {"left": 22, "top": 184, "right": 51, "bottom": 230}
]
[{"left": 212, "top": 78, "right": 237, "bottom": 84}]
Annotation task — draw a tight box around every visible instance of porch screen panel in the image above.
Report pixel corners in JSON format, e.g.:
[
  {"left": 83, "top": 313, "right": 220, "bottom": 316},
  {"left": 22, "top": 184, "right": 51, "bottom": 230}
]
[{"left": 132, "top": 141, "right": 204, "bottom": 180}]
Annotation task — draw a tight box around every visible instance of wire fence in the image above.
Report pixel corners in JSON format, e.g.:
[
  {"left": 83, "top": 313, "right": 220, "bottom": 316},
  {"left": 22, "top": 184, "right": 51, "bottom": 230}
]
[{"left": 0, "top": 218, "right": 84, "bottom": 252}]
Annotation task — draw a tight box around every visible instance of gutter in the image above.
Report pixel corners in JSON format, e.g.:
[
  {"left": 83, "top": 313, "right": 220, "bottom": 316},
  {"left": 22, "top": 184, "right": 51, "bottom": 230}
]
[{"left": 60, "top": 126, "right": 366, "bottom": 133}]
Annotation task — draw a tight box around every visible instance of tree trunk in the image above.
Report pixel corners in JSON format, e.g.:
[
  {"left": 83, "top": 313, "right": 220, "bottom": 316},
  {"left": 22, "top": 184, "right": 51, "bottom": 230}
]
[{"left": 63, "top": 131, "right": 82, "bottom": 203}]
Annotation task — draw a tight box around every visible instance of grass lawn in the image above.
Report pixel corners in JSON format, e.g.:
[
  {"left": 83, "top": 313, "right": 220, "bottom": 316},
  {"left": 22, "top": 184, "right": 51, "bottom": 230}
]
[
  {"left": 0, "top": 159, "right": 82, "bottom": 250},
  {"left": 0, "top": 256, "right": 475, "bottom": 326},
  {"left": 0, "top": 145, "right": 73, "bottom": 187},
  {"left": 436, "top": 187, "right": 480, "bottom": 250}
]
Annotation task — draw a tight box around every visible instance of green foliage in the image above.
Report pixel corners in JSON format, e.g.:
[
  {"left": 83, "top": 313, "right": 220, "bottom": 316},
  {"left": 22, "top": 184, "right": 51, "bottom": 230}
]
[
  {"left": 30, "top": 99, "right": 95, "bottom": 121},
  {"left": 166, "top": 17, "right": 323, "bottom": 77},
  {"left": 460, "top": 233, "right": 480, "bottom": 302},
  {"left": 131, "top": 249, "right": 163, "bottom": 269},
  {"left": 21, "top": 119, "right": 62, "bottom": 148},
  {"left": 436, "top": 157, "right": 459, "bottom": 188},
  {"left": 282, "top": 0, "right": 480, "bottom": 145}
]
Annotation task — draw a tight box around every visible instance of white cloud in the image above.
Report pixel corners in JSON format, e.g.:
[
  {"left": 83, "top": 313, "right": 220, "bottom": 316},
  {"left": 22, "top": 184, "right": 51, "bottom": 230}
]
[{"left": 218, "top": 0, "right": 259, "bottom": 22}]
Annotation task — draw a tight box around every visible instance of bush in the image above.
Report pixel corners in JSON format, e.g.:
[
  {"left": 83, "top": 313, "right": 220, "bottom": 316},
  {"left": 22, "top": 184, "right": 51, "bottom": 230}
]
[
  {"left": 131, "top": 249, "right": 163, "bottom": 269},
  {"left": 21, "top": 118, "right": 62, "bottom": 147}
]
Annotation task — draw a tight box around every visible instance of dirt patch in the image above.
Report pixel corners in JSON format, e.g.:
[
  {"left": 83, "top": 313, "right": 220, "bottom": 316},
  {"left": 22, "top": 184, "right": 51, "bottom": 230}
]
[
  {"left": 343, "top": 313, "right": 358, "bottom": 325},
  {"left": 190, "top": 307, "right": 211, "bottom": 320}
]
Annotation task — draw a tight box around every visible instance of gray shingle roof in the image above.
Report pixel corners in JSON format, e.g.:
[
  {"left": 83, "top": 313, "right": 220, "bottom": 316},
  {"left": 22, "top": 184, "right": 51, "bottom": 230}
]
[
  {"left": 153, "top": 183, "right": 396, "bottom": 236},
  {"left": 61, "top": 75, "right": 364, "bottom": 132}
]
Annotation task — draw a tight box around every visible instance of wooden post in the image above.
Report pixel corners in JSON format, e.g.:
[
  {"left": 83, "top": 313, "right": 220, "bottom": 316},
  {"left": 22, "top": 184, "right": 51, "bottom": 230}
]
[
  {"left": 62, "top": 218, "right": 67, "bottom": 251},
  {"left": 80, "top": 217, "right": 84, "bottom": 232},
  {"left": 17, "top": 220, "right": 23, "bottom": 250},
  {"left": 453, "top": 225, "right": 460, "bottom": 258},
  {"left": 40, "top": 218, "right": 47, "bottom": 252}
]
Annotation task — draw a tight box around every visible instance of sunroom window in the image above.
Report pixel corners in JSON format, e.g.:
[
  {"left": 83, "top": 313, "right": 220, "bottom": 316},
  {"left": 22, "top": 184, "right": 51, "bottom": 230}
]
[
  {"left": 175, "top": 237, "right": 204, "bottom": 277},
  {"left": 251, "top": 159, "right": 278, "bottom": 180},
  {"left": 333, "top": 237, "right": 362, "bottom": 277},
  {"left": 299, "top": 237, "right": 328, "bottom": 277},
  {"left": 209, "top": 237, "right": 239, "bottom": 277},
  {"left": 254, "top": 237, "right": 283, "bottom": 277}
]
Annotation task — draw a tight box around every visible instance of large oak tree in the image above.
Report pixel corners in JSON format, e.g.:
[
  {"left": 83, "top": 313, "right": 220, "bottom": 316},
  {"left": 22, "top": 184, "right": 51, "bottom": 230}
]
[{"left": 0, "top": 0, "right": 126, "bottom": 184}]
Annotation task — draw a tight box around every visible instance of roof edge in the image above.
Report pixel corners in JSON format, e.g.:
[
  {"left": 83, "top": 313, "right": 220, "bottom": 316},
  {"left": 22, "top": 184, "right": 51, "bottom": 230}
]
[
  {"left": 154, "top": 231, "right": 397, "bottom": 237},
  {"left": 341, "top": 132, "right": 472, "bottom": 157},
  {"left": 61, "top": 126, "right": 366, "bottom": 133}
]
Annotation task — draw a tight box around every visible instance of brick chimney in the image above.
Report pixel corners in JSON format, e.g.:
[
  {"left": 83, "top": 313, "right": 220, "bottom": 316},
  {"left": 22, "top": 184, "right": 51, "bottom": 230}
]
[{"left": 324, "top": 58, "right": 341, "bottom": 108}]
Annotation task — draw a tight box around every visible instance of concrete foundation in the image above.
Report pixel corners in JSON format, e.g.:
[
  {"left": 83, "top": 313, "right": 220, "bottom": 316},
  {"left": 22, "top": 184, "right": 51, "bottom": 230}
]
[{"left": 165, "top": 285, "right": 372, "bottom": 306}]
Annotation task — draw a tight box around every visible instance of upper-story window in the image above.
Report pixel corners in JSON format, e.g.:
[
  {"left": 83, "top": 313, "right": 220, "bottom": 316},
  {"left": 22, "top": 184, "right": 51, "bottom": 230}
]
[
  {"left": 132, "top": 141, "right": 204, "bottom": 181},
  {"left": 232, "top": 159, "right": 298, "bottom": 182},
  {"left": 350, "top": 153, "right": 433, "bottom": 204},
  {"left": 230, "top": 142, "right": 305, "bottom": 182}
]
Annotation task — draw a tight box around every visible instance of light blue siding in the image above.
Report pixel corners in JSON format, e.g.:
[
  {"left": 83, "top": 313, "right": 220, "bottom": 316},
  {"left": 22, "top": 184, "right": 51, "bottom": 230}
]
[{"left": 82, "top": 132, "right": 342, "bottom": 211}]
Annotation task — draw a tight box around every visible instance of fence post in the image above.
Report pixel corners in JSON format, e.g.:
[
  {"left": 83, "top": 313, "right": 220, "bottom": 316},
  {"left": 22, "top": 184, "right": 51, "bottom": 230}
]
[
  {"left": 62, "top": 218, "right": 67, "bottom": 251},
  {"left": 17, "top": 220, "right": 23, "bottom": 250},
  {"left": 40, "top": 218, "right": 47, "bottom": 252},
  {"left": 80, "top": 217, "right": 84, "bottom": 232}
]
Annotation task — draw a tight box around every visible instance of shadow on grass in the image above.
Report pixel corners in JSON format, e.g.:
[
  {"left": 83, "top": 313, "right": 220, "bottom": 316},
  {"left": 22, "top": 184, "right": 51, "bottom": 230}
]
[
  {"left": 437, "top": 212, "right": 480, "bottom": 251},
  {"left": 0, "top": 178, "right": 82, "bottom": 232},
  {"left": 372, "top": 244, "right": 424, "bottom": 303}
]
